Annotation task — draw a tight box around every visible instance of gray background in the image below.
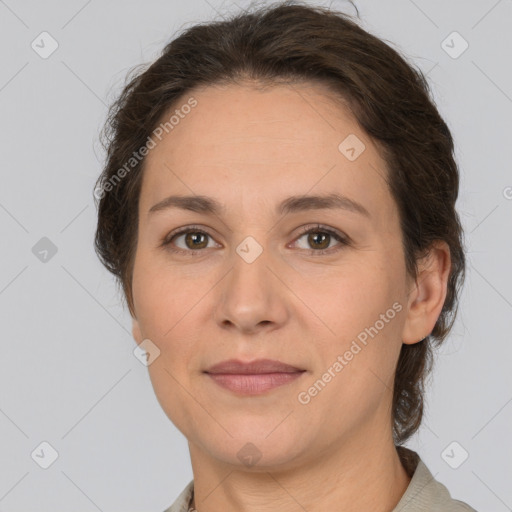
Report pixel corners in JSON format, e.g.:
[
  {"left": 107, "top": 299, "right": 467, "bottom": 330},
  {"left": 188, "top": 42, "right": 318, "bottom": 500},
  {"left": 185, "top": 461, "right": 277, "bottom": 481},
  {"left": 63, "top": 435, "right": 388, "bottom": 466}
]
[{"left": 1, "top": 0, "right": 511, "bottom": 510}]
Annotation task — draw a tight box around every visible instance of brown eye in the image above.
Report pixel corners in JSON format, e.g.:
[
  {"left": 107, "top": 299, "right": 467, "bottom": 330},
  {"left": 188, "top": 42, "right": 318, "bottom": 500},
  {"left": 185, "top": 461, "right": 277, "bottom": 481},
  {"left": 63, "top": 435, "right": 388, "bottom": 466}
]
[
  {"left": 182, "top": 232, "right": 209, "bottom": 250},
  {"left": 161, "top": 224, "right": 349, "bottom": 256},
  {"left": 292, "top": 224, "right": 349, "bottom": 255},
  {"left": 306, "top": 232, "right": 331, "bottom": 250},
  {"left": 162, "top": 226, "right": 217, "bottom": 254}
]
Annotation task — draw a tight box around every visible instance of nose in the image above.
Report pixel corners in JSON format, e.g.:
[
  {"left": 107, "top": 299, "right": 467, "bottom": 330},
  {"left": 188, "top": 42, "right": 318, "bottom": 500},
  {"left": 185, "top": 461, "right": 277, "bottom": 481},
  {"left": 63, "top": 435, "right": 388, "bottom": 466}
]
[{"left": 213, "top": 244, "right": 290, "bottom": 335}]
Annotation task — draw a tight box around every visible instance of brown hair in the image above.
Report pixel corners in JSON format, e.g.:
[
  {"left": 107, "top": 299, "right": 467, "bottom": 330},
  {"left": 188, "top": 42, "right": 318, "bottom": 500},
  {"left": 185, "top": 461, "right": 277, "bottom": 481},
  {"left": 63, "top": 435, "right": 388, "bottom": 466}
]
[{"left": 94, "top": 0, "right": 466, "bottom": 447}]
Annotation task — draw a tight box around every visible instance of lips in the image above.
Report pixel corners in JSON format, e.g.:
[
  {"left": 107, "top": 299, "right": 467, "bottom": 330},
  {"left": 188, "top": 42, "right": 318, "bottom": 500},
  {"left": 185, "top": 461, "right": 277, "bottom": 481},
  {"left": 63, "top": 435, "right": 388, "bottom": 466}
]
[
  {"left": 204, "top": 359, "right": 306, "bottom": 395},
  {"left": 205, "top": 358, "right": 305, "bottom": 374}
]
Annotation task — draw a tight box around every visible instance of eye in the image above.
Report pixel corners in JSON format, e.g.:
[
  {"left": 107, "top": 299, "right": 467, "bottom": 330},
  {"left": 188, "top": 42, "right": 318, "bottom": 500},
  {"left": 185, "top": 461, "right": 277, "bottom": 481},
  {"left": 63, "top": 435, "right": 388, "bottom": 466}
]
[
  {"left": 160, "top": 224, "right": 349, "bottom": 256},
  {"left": 290, "top": 224, "right": 349, "bottom": 256},
  {"left": 161, "top": 225, "right": 218, "bottom": 255}
]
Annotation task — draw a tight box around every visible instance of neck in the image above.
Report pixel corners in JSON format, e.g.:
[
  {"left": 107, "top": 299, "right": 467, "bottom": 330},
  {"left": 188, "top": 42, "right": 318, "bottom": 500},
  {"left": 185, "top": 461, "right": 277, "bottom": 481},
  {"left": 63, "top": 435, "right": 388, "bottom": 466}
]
[{"left": 187, "top": 424, "right": 411, "bottom": 512}]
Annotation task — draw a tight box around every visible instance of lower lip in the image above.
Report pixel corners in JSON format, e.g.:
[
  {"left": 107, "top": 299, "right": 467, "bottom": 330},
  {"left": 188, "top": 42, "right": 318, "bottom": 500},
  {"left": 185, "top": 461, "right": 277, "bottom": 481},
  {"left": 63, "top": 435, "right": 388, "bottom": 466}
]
[{"left": 206, "top": 372, "right": 305, "bottom": 395}]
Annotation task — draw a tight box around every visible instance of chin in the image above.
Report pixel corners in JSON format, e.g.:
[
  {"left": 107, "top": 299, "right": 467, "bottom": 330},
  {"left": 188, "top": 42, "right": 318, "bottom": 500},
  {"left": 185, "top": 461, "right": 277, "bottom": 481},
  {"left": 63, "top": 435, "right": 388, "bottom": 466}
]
[{"left": 190, "top": 419, "right": 310, "bottom": 471}]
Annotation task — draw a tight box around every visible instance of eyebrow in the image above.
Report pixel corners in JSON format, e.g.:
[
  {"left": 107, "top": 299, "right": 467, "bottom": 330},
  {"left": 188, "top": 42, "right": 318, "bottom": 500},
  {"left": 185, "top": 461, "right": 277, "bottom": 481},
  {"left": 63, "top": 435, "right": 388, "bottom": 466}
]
[{"left": 148, "top": 193, "right": 371, "bottom": 218}]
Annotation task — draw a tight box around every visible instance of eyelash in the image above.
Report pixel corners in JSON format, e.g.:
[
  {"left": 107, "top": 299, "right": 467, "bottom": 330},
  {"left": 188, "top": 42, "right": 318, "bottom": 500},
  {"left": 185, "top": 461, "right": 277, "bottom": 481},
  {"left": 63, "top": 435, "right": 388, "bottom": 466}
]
[{"left": 160, "top": 224, "right": 350, "bottom": 257}]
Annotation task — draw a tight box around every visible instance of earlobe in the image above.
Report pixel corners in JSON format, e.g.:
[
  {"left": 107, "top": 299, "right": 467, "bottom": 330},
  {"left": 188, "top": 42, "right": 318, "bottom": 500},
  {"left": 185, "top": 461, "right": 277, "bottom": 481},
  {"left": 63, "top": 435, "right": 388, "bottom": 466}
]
[
  {"left": 132, "top": 318, "right": 143, "bottom": 345},
  {"left": 402, "top": 241, "right": 451, "bottom": 345}
]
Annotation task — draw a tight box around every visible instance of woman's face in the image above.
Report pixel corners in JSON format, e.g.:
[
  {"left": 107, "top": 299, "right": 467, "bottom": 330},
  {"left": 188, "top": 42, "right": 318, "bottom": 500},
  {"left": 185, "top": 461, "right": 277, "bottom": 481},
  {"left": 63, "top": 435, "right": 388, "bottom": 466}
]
[{"left": 131, "top": 81, "right": 428, "bottom": 470}]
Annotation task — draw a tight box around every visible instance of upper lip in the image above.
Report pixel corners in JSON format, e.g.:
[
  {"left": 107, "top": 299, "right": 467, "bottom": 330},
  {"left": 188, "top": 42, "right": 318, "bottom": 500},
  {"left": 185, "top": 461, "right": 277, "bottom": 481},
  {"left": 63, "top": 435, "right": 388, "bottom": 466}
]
[{"left": 205, "top": 358, "right": 305, "bottom": 374}]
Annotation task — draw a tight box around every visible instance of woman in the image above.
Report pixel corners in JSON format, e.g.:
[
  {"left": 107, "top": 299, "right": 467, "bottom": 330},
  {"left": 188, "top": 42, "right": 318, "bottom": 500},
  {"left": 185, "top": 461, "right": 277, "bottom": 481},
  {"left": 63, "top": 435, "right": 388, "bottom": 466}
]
[{"left": 94, "top": 2, "right": 477, "bottom": 510}]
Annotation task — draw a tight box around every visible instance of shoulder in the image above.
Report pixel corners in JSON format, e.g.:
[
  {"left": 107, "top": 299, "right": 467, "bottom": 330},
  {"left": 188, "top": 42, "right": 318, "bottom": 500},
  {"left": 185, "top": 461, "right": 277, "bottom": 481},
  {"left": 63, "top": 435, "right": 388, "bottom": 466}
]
[
  {"left": 394, "top": 447, "right": 478, "bottom": 512},
  {"left": 162, "top": 480, "right": 194, "bottom": 512},
  {"left": 449, "top": 499, "right": 479, "bottom": 511}
]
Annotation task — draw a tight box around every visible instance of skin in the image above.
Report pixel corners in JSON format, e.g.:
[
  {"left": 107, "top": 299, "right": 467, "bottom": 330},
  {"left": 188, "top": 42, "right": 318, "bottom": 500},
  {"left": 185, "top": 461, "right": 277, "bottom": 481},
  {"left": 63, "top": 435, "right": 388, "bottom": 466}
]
[{"left": 131, "top": 81, "right": 451, "bottom": 512}]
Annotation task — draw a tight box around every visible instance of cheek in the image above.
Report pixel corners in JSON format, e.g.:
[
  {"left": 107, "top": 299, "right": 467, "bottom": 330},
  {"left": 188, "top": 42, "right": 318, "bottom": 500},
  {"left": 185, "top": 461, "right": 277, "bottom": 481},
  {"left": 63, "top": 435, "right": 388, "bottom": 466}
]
[
  {"left": 301, "top": 262, "right": 397, "bottom": 338},
  {"left": 132, "top": 252, "right": 189, "bottom": 333},
  {"left": 132, "top": 253, "right": 209, "bottom": 365},
  {"left": 144, "top": 355, "right": 194, "bottom": 439},
  {"left": 300, "top": 262, "right": 405, "bottom": 389},
  {"left": 299, "top": 302, "right": 404, "bottom": 434},
  {"left": 132, "top": 268, "right": 199, "bottom": 430}
]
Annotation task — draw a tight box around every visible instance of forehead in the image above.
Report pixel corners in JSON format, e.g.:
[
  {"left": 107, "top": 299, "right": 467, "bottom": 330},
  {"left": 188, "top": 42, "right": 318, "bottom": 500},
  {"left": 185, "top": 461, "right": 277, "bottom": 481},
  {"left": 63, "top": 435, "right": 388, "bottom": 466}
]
[
  {"left": 154, "top": 81, "right": 361, "bottom": 161},
  {"left": 140, "top": 81, "right": 394, "bottom": 224}
]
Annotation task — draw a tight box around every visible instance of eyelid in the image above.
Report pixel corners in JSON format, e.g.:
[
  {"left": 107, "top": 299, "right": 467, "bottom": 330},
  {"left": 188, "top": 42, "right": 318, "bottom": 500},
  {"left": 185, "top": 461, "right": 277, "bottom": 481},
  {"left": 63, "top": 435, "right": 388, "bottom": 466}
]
[{"left": 295, "top": 223, "right": 348, "bottom": 241}]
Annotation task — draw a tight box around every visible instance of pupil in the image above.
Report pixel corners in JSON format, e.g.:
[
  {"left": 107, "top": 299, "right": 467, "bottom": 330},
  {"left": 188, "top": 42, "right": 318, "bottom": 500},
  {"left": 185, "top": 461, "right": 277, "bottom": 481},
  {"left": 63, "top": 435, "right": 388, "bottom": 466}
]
[
  {"left": 187, "top": 232, "right": 206, "bottom": 249},
  {"left": 310, "top": 233, "right": 329, "bottom": 249}
]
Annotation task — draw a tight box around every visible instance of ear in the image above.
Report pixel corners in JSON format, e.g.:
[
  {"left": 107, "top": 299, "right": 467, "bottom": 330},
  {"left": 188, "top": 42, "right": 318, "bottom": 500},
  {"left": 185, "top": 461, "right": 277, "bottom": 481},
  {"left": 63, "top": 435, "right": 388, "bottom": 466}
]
[
  {"left": 132, "top": 317, "right": 143, "bottom": 345},
  {"left": 402, "top": 240, "right": 451, "bottom": 345}
]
